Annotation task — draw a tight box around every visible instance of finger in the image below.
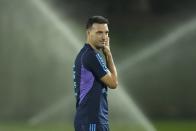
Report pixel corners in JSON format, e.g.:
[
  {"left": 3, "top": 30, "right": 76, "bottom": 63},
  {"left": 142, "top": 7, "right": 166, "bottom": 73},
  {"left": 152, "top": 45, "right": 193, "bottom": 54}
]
[{"left": 106, "top": 36, "right": 110, "bottom": 46}]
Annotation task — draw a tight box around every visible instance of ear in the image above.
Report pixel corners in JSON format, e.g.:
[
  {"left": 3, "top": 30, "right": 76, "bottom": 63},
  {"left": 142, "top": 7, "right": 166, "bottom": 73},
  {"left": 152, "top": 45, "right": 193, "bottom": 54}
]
[
  {"left": 86, "top": 30, "right": 91, "bottom": 39},
  {"left": 86, "top": 29, "right": 90, "bottom": 35}
]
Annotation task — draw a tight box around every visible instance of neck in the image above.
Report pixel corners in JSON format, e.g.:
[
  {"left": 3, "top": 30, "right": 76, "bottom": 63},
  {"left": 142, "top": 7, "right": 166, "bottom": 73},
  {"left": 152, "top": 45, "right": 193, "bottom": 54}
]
[{"left": 86, "top": 41, "right": 100, "bottom": 52}]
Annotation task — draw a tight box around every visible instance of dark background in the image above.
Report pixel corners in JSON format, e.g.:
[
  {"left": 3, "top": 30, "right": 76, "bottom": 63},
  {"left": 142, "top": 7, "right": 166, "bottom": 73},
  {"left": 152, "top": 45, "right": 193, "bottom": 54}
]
[{"left": 1, "top": 0, "right": 196, "bottom": 126}]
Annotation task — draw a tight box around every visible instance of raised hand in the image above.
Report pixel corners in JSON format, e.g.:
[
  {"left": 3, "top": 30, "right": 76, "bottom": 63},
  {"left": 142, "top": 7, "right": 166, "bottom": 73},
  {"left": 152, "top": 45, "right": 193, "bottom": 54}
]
[{"left": 103, "top": 36, "right": 111, "bottom": 56}]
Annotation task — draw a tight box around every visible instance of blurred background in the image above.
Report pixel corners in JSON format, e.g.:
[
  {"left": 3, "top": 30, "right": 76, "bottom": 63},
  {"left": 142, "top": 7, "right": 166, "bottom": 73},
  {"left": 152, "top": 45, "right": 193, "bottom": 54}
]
[{"left": 1, "top": 0, "right": 196, "bottom": 131}]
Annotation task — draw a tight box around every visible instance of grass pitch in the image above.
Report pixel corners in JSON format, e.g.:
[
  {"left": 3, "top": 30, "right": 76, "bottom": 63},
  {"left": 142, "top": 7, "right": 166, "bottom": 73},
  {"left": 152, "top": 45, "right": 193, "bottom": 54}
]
[{"left": 0, "top": 120, "right": 196, "bottom": 131}]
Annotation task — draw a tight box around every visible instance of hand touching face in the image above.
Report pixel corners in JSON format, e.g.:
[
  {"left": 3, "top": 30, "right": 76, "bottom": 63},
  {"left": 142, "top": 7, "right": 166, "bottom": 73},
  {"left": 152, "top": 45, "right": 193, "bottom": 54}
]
[{"left": 87, "top": 23, "right": 109, "bottom": 50}]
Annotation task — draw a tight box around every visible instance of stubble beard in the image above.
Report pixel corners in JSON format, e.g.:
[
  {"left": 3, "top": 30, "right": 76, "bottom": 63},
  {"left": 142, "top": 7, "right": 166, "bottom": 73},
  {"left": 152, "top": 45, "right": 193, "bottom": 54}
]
[{"left": 94, "top": 43, "right": 104, "bottom": 51}]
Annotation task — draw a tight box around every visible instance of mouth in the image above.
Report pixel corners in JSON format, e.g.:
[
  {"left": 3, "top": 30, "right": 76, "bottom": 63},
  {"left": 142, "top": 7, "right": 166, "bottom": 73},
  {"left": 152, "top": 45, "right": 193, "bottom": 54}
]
[
  {"left": 98, "top": 43, "right": 104, "bottom": 46},
  {"left": 100, "top": 42, "right": 106, "bottom": 45},
  {"left": 97, "top": 43, "right": 105, "bottom": 48}
]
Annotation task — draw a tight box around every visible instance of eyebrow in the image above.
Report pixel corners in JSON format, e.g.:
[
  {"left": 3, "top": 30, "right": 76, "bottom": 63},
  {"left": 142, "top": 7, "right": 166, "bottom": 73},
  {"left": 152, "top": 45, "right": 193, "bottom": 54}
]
[{"left": 96, "top": 30, "right": 109, "bottom": 33}]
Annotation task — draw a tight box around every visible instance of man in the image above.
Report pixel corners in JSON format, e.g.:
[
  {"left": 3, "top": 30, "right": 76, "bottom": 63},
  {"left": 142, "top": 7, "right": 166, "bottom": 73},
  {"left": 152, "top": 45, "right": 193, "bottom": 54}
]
[{"left": 73, "top": 16, "right": 118, "bottom": 131}]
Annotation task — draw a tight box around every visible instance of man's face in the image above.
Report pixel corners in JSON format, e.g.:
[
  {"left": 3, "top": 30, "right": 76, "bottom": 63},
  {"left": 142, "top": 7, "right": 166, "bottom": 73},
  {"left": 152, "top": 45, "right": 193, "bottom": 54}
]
[{"left": 87, "top": 23, "right": 109, "bottom": 49}]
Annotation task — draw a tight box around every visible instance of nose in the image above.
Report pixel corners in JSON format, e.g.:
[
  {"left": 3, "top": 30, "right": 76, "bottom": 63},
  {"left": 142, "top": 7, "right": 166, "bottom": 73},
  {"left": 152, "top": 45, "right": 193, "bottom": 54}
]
[{"left": 102, "top": 34, "right": 107, "bottom": 41}]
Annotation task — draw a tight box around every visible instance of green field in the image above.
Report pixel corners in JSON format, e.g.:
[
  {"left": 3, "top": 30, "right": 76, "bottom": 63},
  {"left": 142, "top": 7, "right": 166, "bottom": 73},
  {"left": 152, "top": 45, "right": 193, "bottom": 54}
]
[
  {"left": 0, "top": 120, "right": 196, "bottom": 131},
  {"left": 154, "top": 120, "right": 196, "bottom": 131}
]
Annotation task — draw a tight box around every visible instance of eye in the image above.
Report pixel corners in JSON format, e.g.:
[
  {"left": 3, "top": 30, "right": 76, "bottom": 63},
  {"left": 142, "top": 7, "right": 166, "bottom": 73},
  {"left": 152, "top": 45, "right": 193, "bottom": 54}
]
[{"left": 96, "top": 31, "right": 103, "bottom": 34}]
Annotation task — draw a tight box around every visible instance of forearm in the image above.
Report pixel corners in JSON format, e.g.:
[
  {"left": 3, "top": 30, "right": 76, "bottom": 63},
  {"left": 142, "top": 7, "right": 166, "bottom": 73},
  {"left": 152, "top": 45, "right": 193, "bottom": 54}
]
[{"left": 105, "top": 52, "right": 118, "bottom": 84}]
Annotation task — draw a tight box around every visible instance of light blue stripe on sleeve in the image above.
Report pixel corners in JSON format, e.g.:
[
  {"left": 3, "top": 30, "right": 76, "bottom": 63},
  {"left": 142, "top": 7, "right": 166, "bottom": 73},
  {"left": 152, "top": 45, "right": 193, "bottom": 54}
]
[{"left": 96, "top": 53, "right": 108, "bottom": 72}]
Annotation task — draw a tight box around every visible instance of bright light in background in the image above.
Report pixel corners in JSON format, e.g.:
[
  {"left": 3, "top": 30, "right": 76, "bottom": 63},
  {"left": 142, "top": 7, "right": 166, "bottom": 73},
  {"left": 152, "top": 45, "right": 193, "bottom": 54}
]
[
  {"left": 31, "top": 0, "right": 82, "bottom": 52},
  {"left": 25, "top": 0, "right": 157, "bottom": 131},
  {"left": 109, "top": 83, "right": 156, "bottom": 131},
  {"left": 1, "top": 0, "right": 196, "bottom": 131},
  {"left": 118, "top": 16, "right": 196, "bottom": 73}
]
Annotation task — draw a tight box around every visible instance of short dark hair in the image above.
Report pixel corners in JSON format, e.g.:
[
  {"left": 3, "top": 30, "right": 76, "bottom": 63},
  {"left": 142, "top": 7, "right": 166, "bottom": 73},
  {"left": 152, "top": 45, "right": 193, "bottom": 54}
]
[{"left": 86, "top": 16, "right": 109, "bottom": 29}]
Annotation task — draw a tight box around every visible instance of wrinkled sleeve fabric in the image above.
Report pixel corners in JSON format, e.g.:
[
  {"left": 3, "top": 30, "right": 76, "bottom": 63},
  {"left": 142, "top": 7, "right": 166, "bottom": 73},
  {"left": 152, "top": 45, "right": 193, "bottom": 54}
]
[{"left": 83, "top": 52, "right": 108, "bottom": 79}]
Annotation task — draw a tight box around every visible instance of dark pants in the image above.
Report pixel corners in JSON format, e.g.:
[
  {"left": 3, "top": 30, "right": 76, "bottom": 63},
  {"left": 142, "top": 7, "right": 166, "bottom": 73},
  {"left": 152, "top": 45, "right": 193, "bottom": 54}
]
[{"left": 74, "top": 123, "right": 109, "bottom": 131}]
